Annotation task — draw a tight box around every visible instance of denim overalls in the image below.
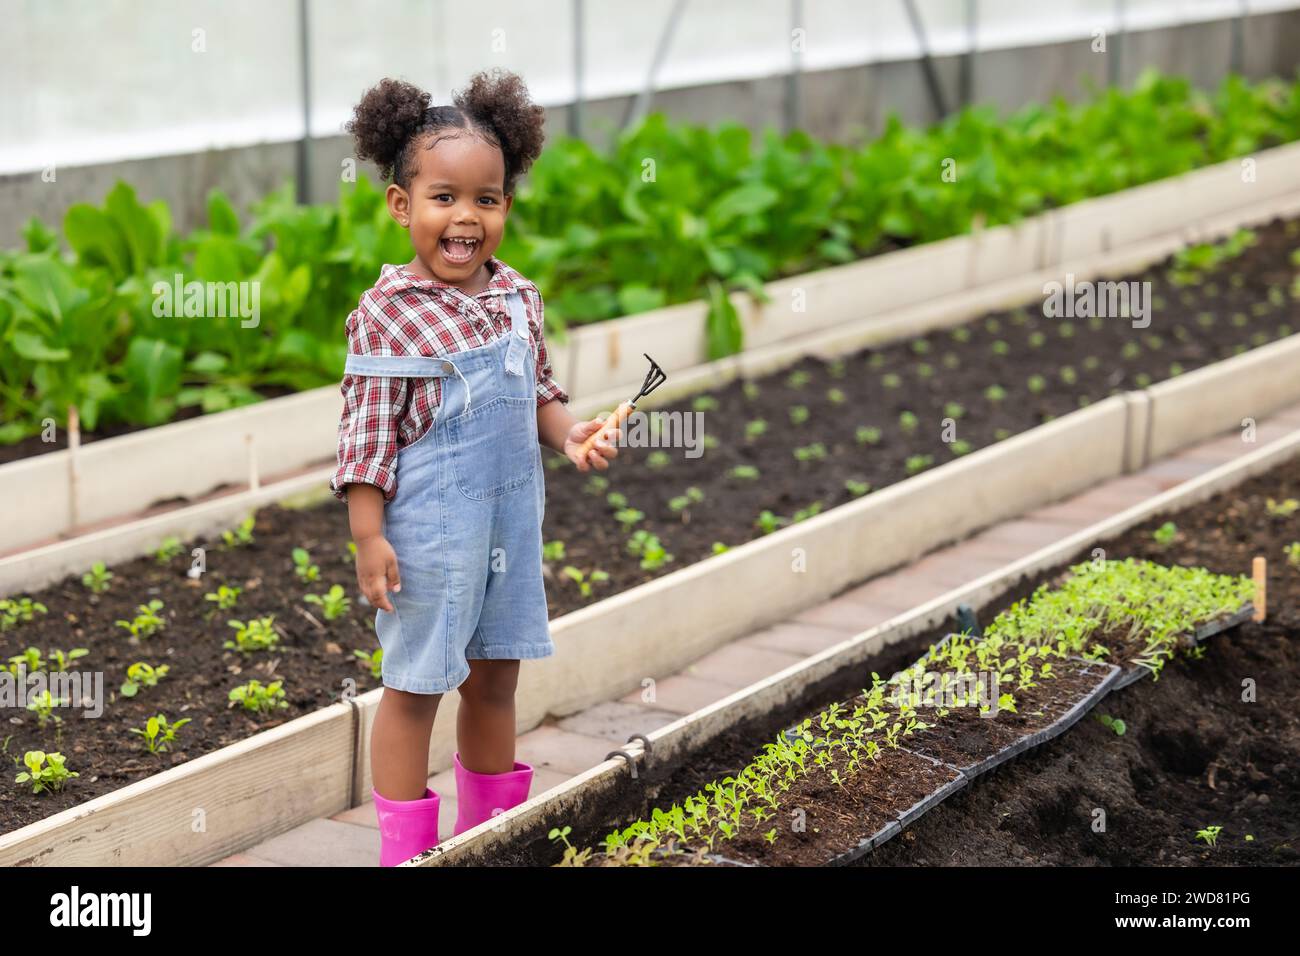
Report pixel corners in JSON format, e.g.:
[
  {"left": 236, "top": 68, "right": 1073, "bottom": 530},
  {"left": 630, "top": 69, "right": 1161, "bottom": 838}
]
[{"left": 343, "top": 290, "right": 553, "bottom": 694}]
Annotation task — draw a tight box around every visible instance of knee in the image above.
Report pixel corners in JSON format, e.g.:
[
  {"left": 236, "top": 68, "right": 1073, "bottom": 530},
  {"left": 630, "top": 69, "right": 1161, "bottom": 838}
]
[{"left": 459, "top": 668, "right": 518, "bottom": 707}]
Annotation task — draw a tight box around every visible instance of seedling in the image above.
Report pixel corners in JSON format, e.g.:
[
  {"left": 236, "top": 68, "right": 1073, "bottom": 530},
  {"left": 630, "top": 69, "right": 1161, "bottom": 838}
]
[
  {"left": 115, "top": 600, "right": 166, "bottom": 640},
  {"left": 898, "top": 411, "right": 918, "bottom": 434},
  {"left": 221, "top": 516, "right": 256, "bottom": 548},
  {"left": 991, "top": 340, "right": 1010, "bottom": 356},
  {"left": 949, "top": 439, "right": 972, "bottom": 456},
  {"left": 1284, "top": 542, "right": 1300, "bottom": 569},
  {"left": 744, "top": 419, "right": 768, "bottom": 440},
  {"left": 228, "top": 679, "right": 288, "bottom": 716},
  {"left": 645, "top": 451, "right": 671, "bottom": 469},
  {"left": 742, "top": 381, "right": 760, "bottom": 401},
  {"left": 562, "top": 566, "right": 611, "bottom": 598},
  {"left": 542, "top": 540, "right": 566, "bottom": 562},
  {"left": 120, "top": 662, "right": 170, "bottom": 698},
  {"left": 584, "top": 474, "right": 610, "bottom": 496},
  {"left": 154, "top": 536, "right": 183, "bottom": 564},
  {"left": 7, "top": 647, "right": 43, "bottom": 675},
  {"left": 1027, "top": 374, "right": 1046, "bottom": 394},
  {"left": 1095, "top": 713, "right": 1127, "bottom": 736},
  {"left": 1195, "top": 825, "right": 1223, "bottom": 848},
  {"left": 943, "top": 402, "right": 965, "bottom": 420},
  {"left": 614, "top": 508, "right": 645, "bottom": 531},
  {"left": 755, "top": 511, "right": 788, "bottom": 535},
  {"left": 785, "top": 370, "right": 811, "bottom": 389},
  {"left": 292, "top": 547, "right": 320, "bottom": 583},
  {"left": 1265, "top": 498, "right": 1299, "bottom": 519},
  {"left": 826, "top": 387, "right": 846, "bottom": 404},
  {"left": 626, "top": 531, "right": 673, "bottom": 570},
  {"left": 792, "top": 502, "right": 823, "bottom": 523},
  {"left": 729, "top": 465, "right": 760, "bottom": 481},
  {"left": 82, "top": 562, "right": 113, "bottom": 594},
  {"left": 344, "top": 541, "right": 358, "bottom": 563},
  {"left": 881, "top": 373, "right": 902, "bottom": 390},
  {"left": 691, "top": 395, "right": 718, "bottom": 412},
  {"left": 15, "top": 751, "right": 78, "bottom": 794},
  {"left": 789, "top": 405, "right": 809, "bottom": 425},
  {"left": 0, "top": 598, "right": 47, "bottom": 632},
  {"left": 225, "top": 616, "right": 280, "bottom": 654},
  {"left": 984, "top": 384, "right": 1007, "bottom": 403},
  {"left": 1152, "top": 522, "right": 1178, "bottom": 546},
  {"left": 304, "top": 585, "right": 352, "bottom": 621},
  {"left": 44, "top": 647, "right": 88, "bottom": 672},
  {"left": 26, "top": 690, "right": 66, "bottom": 729},
  {"left": 204, "top": 585, "right": 241, "bottom": 611},
  {"left": 905, "top": 454, "right": 934, "bottom": 475},
  {"left": 129, "top": 714, "right": 192, "bottom": 755},
  {"left": 855, "top": 426, "right": 882, "bottom": 446},
  {"left": 793, "top": 442, "right": 827, "bottom": 463},
  {"left": 605, "top": 492, "right": 627, "bottom": 509},
  {"left": 710, "top": 542, "right": 729, "bottom": 555},
  {"left": 845, "top": 479, "right": 871, "bottom": 497},
  {"left": 668, "top": 487, "right": 705, "bottom": 513},
  {"left": 353, "top": 648, "right": 383, "bottom": 679}
]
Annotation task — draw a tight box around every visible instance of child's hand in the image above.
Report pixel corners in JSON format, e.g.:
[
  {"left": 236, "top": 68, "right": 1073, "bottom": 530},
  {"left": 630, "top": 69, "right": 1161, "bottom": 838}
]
[
  {"left": 564, "top": 414, "right": 621, "bottom": 473},
  {"left": 354, "top": 534, "right": 401, "bottom": 612}
]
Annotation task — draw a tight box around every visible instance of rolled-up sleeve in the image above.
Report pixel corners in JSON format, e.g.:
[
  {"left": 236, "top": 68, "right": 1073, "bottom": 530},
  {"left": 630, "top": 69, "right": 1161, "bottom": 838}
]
[
  {"left": 527, "top": 286, "right": 569, "bottom": 408},
  {"left": 330, "top": 298, "right": 408, "bottom": 502}
]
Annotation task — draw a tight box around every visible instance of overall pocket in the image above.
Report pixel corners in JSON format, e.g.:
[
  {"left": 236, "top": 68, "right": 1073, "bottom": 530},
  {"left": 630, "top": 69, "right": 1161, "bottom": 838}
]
[{"left": 448, "top": 395, "right": 538, "bottom": 500}]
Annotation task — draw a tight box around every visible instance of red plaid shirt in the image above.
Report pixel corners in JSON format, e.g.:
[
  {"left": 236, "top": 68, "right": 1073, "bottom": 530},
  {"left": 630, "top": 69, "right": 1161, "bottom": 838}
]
[{"left": 330, "top": 256, "right": 569, "bottom": 502}]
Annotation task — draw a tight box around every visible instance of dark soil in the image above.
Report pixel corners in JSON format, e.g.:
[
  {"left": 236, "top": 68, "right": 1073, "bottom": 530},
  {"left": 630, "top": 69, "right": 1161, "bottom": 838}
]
[
  {"left": 0, "top": 506, "right": 382, "bottom": 835},
  {"left": 472, "top": 454, "right": 1300, "bottom": 866},
  {"left": 2, "top": 216, "right": 1297, "bottom": 841}
]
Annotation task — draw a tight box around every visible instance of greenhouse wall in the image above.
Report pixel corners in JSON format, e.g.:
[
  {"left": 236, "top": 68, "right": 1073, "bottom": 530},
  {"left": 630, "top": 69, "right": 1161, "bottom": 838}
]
[{"left": 2, "top": 1, "right": 1299, "bottom": 239}]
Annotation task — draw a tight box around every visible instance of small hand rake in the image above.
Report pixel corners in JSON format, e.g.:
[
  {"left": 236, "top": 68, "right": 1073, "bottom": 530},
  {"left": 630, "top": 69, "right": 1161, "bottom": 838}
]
[{"left": 577, "top": 353, "right": 668, "bottom": 460}]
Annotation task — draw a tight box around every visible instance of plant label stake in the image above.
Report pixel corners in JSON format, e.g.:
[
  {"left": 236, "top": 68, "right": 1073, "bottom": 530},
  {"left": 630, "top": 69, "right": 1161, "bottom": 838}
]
[
  {"left": 1252, "top": 556, "right": 1267, "bottom": 622},
  {"left": 578, "top": 353, "right": 668, "bottom": 460}
]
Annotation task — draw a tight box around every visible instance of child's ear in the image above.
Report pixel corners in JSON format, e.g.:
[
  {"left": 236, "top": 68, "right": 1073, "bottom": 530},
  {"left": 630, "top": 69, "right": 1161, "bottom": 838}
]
[
  {"left": 386, "top": 183, "right": 411, "bottom": 228},
  {"left": 503, "top": 193, "right": 514, "bottom": 216}
]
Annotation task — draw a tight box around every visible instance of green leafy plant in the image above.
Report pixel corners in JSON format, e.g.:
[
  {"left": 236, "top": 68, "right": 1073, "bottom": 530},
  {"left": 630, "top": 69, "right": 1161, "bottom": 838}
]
[
  {"left": 228, "top": 679, "right": 288, "bottom": 716},
  {"left": 129, "top": 713, "right": 192, "bottom": 755},
  {"left": 204, "top": 585, "right": 241, "bottom": 611},
  {"left": 154, "top": 536, "right": 183, "bottom": 563},
  {"left": 614, "top": 508, "right": 645, "bottom": 531},
  {"left": 15, "top": 750, "right": 78, "bottom": 794},
  {"left": 353, "top": 648, "right": 383, "bottom": 679},
  {"left": 855, "top": 426, "right": 881, "bottom": 446},
  {"left": 1096, "top": 713, "right": 1127, "bottom": 736},
  {"left": 115, "top": 600, "right": 166, "bottom": 639},
  {"left": 626, "top": 531, "right": 674, "bottom": 570},
  {"left": 0, "top": 598, "right": 47, "bottom": 632},
  {"left": 755, "top": 510, "right": 788, "bottom": 535},
  {"left": 1195, "top": 825, "right": 1223, "bottom": 848},
  {"left": 221, "top": 516, "right": 256, "bottom": 549},
  {"left": 788, "top": 405, "right": 809, "bottom": 425},
  {"left": 1152, "top": 521, "right": 1178, "bottom": 546},
  {"left": 1285, "top": 542, "right": 1300, "bottom": 569},
  {"left": 645, "top": 451, "right": 671, "bottom": 469},
  {"left": 292, "top": 547, "right": 320, "bottom": 583},
  {"left": 729, "top": 465, "right": 760, "bottom": 481},
  {"left": 120, "top": 661, "right": 170, "bottom": 698},
  {"left": 542, "top": 540, "right": 566, "bottom": 562},
  {"left": 81, "top": 562, "right": 113, "bottom": 594},
  {"left": 225, "top": 616, "right": 280, "bottom": 654},
  {"left": 304, "top": 585, "right": 352, "bottom": 621},
  {"left": 1265, "top": 497, "right": 1299, "bottom": 519},
  {"left": 562, "top": 566, "right": 611, "bottom": 598},
  {"left": 793, "top": 442, "right": 827, "bottom": 463}
]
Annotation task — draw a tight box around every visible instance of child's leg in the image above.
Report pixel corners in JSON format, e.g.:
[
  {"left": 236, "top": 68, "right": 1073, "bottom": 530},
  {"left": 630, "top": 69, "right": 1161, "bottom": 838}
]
[
  {"left": 371, "top": 688, "right": 442, "bottom": 799},
  {"left": 456, "top": 659, "right": 520, "bottom": 772}
]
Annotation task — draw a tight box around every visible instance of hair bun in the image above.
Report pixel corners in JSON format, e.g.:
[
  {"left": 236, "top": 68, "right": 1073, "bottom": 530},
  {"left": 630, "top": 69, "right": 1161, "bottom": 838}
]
[{"left": 346, "top": 78, "right": 432, "bottom": 181}]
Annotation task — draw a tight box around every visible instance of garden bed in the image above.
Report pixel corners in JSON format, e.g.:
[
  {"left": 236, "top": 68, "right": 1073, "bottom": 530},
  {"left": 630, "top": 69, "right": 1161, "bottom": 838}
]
[
  {"left": 440, "top": 450, "right": 1299, "bottom": 867},
  {"left": 2, "top": 214, "right": 1299, "bottom": 842}
]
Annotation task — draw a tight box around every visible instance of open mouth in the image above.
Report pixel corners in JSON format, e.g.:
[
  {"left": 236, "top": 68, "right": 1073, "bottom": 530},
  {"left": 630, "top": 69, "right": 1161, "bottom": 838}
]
[{"left": 439, "top": 236, "right": 480, "bottom": 264}]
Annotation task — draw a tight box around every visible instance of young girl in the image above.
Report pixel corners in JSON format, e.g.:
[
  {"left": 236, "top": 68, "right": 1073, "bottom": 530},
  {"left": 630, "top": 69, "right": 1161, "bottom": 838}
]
[{"left": 330, "top": 70, "right": 621, "bottom": 866}]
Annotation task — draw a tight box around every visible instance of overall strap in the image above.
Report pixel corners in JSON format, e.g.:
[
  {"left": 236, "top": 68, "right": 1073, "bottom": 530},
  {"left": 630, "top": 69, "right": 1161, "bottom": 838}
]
[
  {"left": 343, "top": 353, "right": 472, "bottom": 417},
  {"left": 504, "top": 289, "right": 529, "bottom": 377}
]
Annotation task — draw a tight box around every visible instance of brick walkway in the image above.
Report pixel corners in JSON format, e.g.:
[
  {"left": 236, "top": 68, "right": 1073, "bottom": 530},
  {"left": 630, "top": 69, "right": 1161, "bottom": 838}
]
[{"left": 212, "top": 403, "right": 1300, "bottom": 866}]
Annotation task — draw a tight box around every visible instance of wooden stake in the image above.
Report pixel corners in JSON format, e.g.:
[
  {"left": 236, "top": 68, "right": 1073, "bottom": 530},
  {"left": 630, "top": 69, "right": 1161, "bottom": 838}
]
[
  {"left": 67, "top": 404, "right": 81, "bottom": 531},
  {"left": 1252, "top": 556, "right": 1267, "bottom": 622}
]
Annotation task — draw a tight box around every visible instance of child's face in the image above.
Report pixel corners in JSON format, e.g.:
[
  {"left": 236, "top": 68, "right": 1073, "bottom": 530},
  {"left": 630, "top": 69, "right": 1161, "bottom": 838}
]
[{"left": 388, "top": 132, "right": 513, "bottom": 291}]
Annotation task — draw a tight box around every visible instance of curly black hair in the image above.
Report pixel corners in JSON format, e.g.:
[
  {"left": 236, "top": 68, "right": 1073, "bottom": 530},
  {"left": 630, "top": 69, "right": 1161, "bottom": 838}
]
[{"left": 345, "top": 69, "right": 546, "bottom": 194}]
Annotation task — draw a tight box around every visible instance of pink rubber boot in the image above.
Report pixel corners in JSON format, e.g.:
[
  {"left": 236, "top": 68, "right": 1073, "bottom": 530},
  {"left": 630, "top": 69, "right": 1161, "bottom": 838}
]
[
  {"left": 453, "top": 751, "right": 534, "bottom": 837},
  {"left": 373, "top": 786, "right": 441, "bottom": 867}
]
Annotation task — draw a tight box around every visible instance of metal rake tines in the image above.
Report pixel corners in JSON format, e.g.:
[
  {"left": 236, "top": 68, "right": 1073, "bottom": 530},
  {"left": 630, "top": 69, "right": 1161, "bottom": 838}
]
[{"left": 633, "top": 353, "right": 668, "bottom": 403}]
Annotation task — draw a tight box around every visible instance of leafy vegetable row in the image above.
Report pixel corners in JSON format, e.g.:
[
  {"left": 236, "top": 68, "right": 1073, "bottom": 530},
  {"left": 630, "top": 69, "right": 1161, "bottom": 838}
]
[{"left": 3, "top": 69, "right": 1299, "bottom": 444}]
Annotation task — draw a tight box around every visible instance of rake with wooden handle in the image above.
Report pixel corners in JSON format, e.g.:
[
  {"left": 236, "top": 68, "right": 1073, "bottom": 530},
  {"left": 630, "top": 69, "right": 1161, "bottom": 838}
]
[{"left": 577, "top": 353, "right": 668, "bottom": 460}]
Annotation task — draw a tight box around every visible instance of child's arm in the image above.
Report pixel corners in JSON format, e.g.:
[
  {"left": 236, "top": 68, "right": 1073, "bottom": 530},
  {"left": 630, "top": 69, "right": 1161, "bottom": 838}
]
[
  {"left": 331, "top": 295, "right": 405, "bottom": 610},
  {"left": 526, "top": 286, "right": 620, "bottom": 471}
]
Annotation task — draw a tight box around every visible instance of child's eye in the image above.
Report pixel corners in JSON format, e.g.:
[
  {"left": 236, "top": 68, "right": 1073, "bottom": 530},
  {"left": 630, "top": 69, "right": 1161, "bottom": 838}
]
[
  {"left": 434, "top": 193, "right": 453, "bottom": 202},
  {"left": 478, "top": 196, "right": 497, "bottom": 205}
]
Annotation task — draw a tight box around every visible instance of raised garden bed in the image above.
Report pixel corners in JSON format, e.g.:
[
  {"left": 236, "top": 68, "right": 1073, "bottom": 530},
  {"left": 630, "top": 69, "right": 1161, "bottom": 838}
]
[
  {"left": 432, "top": 448, "right": 1300, "bottom": 867},
  {"left": 2, "top": 214, "right": 1299, "bottom": 844}
]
